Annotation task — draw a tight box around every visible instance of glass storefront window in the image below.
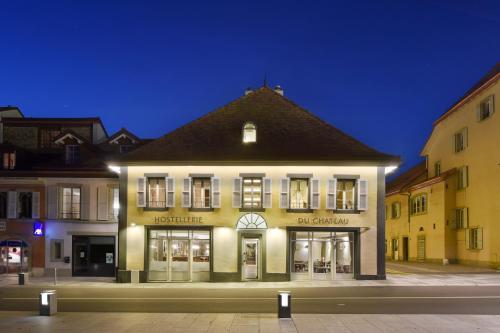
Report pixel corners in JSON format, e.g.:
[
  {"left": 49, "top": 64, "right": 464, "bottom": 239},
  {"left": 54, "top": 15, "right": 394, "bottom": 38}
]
[
  {"left": 148, "top": 229, "right": 211, "bottom": 282},
  {"left": 290, "top": 231, "right": 354, "bottom": 280}
]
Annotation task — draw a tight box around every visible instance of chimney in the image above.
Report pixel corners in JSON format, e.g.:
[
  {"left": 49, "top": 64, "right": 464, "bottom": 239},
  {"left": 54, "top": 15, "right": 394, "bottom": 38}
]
[
  {"left": 274, "top": 85, "right": 284, "bottom": 96},
  {"left": 244, "top": 87, "right": 253, "bottom": 96}
]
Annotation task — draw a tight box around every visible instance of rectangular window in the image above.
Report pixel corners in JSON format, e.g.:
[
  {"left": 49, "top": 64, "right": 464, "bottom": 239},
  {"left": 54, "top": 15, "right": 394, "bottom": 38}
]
[
  {"left": 39, "top": 127, "right": 61, "bottom": 148},
  {"left": 147, "top": 178, "right": 166, "bottom": 208},
  {"left": 109, "top": 187, "right": 119, "bottom": 221},
  {"left": 119, "top": 145, "right": 133, "bottom": 154},
  {"left": 2, "top": 152, "right": 16, "bottom": 170},
  {"left": 50, "top": 239, "right": 64, "bottom": 261},
  {"left": 478, "top": 95, "right": 494, "bottom": 121},
  {"left": 434, "top": 161, "right": 441, "bottom": 177},
  {"left": 242, "top": 177, "right": 262, "bottom": 209},
  {"left": 192, "top": 178, "right": 211, "bottom": 208},
  {"left": 65, "top": 145, "right": 81, "bottom": 165},
  {"left": 454, "top": 128, "right": 467, "bottom": 153},
  {"left": 336, "top": 179, "right": 356, "bottom": 210},
  {"left": 391, "top": 202, "right": 401, "bottom": 219},
  {"left": 60, "top": 187, "right": 81, "bottom": 219},
  {"left": 458, "top": 166, "right": 468, "bottom": 189},
  {"left": 385, "top": 205, "right": 388, "bottom": 220},
  {"left": 289, "top": 178, "right": 309, "bottom": 209},
  {"left": 467, "top": 228, "right": 483, "bottom": 250},
  {"left": 0, "top": 192, "right": 7, "bottom": 218},
  {"left": 17, "top": 192, "right": 33, "bottom": 219},
  {"left": 455, "top": 207, "right": 468, "bottom": 229},
  {"left": 410, "top": 194, "right": 427, "bottom": 215}
]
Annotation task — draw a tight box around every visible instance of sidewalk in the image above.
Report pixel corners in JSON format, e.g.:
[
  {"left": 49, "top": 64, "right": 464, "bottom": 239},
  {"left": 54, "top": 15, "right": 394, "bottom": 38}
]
[
  {"left": 1, "top": 272, "right": 500, "bottom": 288},
  {"left": 1, "top": 312, "right": 500, "bottom": 333},
  {"left": 386, "top": 261, "right": 499, "bottom": 274}
]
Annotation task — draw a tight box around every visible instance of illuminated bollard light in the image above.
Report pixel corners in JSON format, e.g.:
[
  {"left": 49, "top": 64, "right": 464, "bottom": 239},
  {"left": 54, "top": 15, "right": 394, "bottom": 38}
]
[
  {"left": 278, "top": 291, "right": 291, "bottom": 319},
  {"left": 39, "top": 290, "right": 57, "bottom": 316}
]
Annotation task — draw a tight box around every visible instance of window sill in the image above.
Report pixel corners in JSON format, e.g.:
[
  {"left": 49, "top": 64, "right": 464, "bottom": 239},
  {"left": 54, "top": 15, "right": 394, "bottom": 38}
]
[
  {"left": 144, "top": 207, "right": 169, "bottom": 212},
  {"left": 410, "top": 212, "right": 427, "bottom": 216},
  {"left": 188, "top": 208, "right": 214, "bottom": 212},
  {"left": 286, "top": 209, "right": 313, "bottom": 213},
  {"left": 239, "top": 208, "right": 265, "bottom": 212},
  {"left": 332, "top": 209, "right": 360, "bottom": 214}
]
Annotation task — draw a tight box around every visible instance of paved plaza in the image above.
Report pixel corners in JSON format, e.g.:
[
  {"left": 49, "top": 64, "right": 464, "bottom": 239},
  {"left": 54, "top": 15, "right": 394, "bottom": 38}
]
[{"left": 1, "top": 311, "right": 500, "bottom": 333}]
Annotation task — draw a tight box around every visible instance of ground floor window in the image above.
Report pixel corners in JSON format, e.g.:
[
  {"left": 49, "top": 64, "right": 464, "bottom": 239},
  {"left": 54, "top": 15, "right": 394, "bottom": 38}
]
[
  {"left": 0, "top": 240, "right": 29, "bottom": 274},
  {"left": 148, "top": 228, "right": 211, "bottom": 282},
  {"left": 72, "top": 236, "right": 115, "bottom": 277},
  {"left": 290, "top": 230, "right": 355, "bottom": 281}
]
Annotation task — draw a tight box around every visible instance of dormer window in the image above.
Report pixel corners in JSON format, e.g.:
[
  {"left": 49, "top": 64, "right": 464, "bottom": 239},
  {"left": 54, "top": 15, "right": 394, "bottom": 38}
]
[
  {"left": 243, "top": 122, "right": 256, "bottom": 143},
  {"left": 2, "top": 151, "right": 16, "bottom": 170},
  {"left": 65, "top": 145, "right": 80, "bottom": 165}
]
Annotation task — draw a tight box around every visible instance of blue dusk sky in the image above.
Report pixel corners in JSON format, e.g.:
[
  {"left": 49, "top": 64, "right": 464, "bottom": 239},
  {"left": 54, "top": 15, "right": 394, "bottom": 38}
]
[{"left": 1, "top": 1, "right": 499, "bottom": 175}]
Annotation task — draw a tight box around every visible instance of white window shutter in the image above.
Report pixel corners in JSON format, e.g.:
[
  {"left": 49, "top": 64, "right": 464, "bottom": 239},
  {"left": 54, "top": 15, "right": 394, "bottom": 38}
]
[
  {"left": 137, "top": 177, "right": 146, "bottom": 207},
  {"left": 279, "top": 178, "right": 290, "bottom": 209},
  {"left": 464, "top": 207, "right": 469, "bottom": 229},
  {"left": 326, "top": 178, "right": 337, "bottom": 210},
  {"left": 47, "top": 186, "right": 59, "bottom": 219},
  {"left": 7, "top": 191, "right": 17, "bottom": 219},
  {"left": 182, "top": 177, "right": 192, "bottom": 208},
  {"left": 31, "top": 191, "right": 40, "bottom": 219},
  {"left": 263, "top": 177, "right": 272, "bottom": 208},
  {"left": 357, "top": 179, "right": 368, "bottom": 211},
  {"left": 211, "top": 177, "right": 221, "bottom": 208},
  {"left": 97, "top": 186, "right": 109, "bottom": 220},
  {"left": 166, "top": 177, "right": 175, "bottom": 208},
  {"left": 232, "top": 177, "right": 242, "bottom": 208},
  {"left": 310, "top": 178, "right": 320, "bottom": 209},
  {"left": 80, "top": 185, "right": 90, "bottom": 220},
  {"left": 478, "top": 228, "right": 483, "bottom": 250}
]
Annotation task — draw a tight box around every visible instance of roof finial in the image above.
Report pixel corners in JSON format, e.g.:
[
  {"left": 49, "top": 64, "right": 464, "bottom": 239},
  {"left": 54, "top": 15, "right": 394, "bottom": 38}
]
[{"left": 263, "top": 73, "right": 268, "bottom": 87}]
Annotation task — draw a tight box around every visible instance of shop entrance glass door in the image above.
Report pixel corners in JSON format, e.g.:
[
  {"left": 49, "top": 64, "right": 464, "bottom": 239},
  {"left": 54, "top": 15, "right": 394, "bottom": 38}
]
[
  {"left": 334, "top": 232, "right": 354, "bottom": 280},
  {"left": 242, "top": 238, "right": 259, "bottom": 280},
  {"left": 312, "top": 232, "right": 332, "bottom": 280}
]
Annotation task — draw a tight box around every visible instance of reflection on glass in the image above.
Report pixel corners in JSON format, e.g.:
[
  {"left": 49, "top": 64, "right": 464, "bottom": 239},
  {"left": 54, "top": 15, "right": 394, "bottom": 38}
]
[
  {"left": 335, "top": 233, "right": 353, "bottom": 275},
  {"left": 336, "top": 180, "right": 355, "bottom": 210},
  {"left": 148, "top": 236, "right": 168, "bottom": 281},
  {"left": 171, "top": 239, "right": 189, "bottom": 281},
  {"left": 291, "top": 240, "right": 309, "bottom": 273},
  {"left": 312, "top": 232, "right": 331, "bottom": 275}
]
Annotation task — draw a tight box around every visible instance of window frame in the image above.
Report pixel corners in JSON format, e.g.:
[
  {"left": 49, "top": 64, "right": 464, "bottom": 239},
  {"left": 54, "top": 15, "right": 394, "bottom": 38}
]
[
  {"left": 242, "top": 122, "right": 257, "bottom": 143},
  {"left": 457, "top": 165, "right": 469, "bottom": 190},
  {"left": 241, "top": 177, "right": 263, "bottom": 210},
  {"left": 410, "top": 193, "right": 427, "bottom": 216},
  {"left": 334, "top": 178, "right": 357, "bottom": 212},
  {"left": 391, "top": 201, "right": 401, "bottom": 219},
  {"left": 454, "top": 128, "right": 467, "bottom": 153},
  {"left": 2, "top": 151, "right": 16, "bottom": 170},
  {"left": 434, "top": 161, "right": 441, "bottom": 177},
  {"left": 50, "top": 239, "right": 64, "bottom": 262},
  {"left": 467, "top": 227, "right": 483, "bottom": 250},
  {"left": 288, "top": 177, "right": 310, "bottom": 211},
  {"left": 59, "top": 186, "right": 81, "bottom": 220},
  {"left": 191, "top": 177, "right": 212, "bottom": 210},
  {"left": 65, "top": 145, "right": 81, "bottom": 165},
  {"left": 17, "top": 192, "right": 33, "bottom": 219},
  {"left": 478, "top": 95, "right": 494, "bottom": 121},
  {"left": 146, "top": 177, "right": 167, "bottom": 210}
]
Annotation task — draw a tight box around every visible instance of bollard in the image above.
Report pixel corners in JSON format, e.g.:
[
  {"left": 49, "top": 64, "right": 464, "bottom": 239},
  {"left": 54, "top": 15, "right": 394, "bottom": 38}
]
[
  {"left": 39, "top": 290, "right": 57, "bottom": 316},
  {"left": 18, "top": 272, "right": 26, "bottom": 285},
  {"left": 277, "top": 291, "right": 291, "bottom": 319}
]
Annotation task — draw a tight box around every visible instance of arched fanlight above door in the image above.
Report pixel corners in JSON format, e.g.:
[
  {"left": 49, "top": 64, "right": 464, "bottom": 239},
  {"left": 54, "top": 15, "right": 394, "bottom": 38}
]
[{"left": 236, "top": 213, "right": 267, "bottom": 229}]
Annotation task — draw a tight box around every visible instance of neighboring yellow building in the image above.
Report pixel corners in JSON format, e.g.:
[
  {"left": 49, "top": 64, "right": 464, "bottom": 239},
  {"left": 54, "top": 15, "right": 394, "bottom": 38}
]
[
  {"left": 110, "top": 86, "right": 399, "bottom": 283},
  {"left": 386, "top": 63, "right": 500, "bottom": 268}
]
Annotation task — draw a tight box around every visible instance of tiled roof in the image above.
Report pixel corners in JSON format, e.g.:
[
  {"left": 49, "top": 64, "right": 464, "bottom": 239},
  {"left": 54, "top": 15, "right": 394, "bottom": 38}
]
[
  {"left": 386, "top": 161, "right": 427, "bottom": 196},
  {"left": 115, "top": 87, "right": 399, "bottom": 165}
]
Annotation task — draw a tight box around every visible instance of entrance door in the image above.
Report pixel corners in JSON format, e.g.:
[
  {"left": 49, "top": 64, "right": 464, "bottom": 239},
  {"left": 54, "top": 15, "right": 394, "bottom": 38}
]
[
  {"left": 72, "top": 236, "right": 115, "bottom": 277},
  {"left": 402, "top": 237, "right": 409, "bottom": 261},
  {"left": 73, "top": 242, "right": 89, "bottom": 275},
  {"left": 417, "top": 236, "right": 425, "bottom": 262},
  {"left": 242, "top": 238, "right": 259, "bottom": 280}
]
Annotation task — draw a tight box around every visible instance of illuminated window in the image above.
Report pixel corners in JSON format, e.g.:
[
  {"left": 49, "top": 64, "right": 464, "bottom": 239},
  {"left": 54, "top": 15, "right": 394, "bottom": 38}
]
[
  {"left": 391, "top": 202, "right": 401, "bottom": 219},
  {"left": 410, "top": 193, "right": 427, "bottom": 215},
  {"left": 243, "top": 122, "right": 256, "bottom": 143},
  {"left": 60, "top": 187, "right": 81, "bottom": 219},
  {"left": 148, "top": 178, "right": 166, "bottom": 208},
  {"left": 336, "top": 179, "right": 356, "bottom": 210},
  {"left": 2, "top": 152, "right": 16, "bottom": 170},
  {"left": 242, "top": 177, "right": 262, "bottom": 209},
  {"left": 192, "top": 178, "right": 211, "bottom": 208},
  {"left": 290, "top": 178, "right": 309, "bottom": 209}
]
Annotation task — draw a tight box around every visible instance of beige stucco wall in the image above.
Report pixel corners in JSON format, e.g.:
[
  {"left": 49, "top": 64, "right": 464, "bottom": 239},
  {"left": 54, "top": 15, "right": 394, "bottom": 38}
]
[
  {"left": 124, "top": 165, "right": 381, "bottom": 275},
  {"left": 423, "top": 80, "right": 500, "bottom": 267}
]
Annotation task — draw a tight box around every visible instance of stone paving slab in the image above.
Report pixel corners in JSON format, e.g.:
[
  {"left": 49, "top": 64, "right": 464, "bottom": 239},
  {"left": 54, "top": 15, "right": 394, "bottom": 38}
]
[
  {"left": 1, "top": 272, "right": 500, "bottom": 288},
  {"left": 1, "top": 312, "right": 500, "bottom": 333}
]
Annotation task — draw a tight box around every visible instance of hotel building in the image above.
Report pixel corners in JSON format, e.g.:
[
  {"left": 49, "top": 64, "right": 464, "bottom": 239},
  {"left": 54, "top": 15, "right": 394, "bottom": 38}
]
[
  {"left": 385, "top": 63, "right": 500, "bottom": 267},
  {"left": 112, "top": 86, "right": 399, "bottom": 283}
]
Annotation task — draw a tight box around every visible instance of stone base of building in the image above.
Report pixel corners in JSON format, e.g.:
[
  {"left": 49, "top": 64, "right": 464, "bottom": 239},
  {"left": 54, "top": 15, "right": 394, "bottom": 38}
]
[{"left": 44, "top": 268, "right": 72, "bottom": 277}]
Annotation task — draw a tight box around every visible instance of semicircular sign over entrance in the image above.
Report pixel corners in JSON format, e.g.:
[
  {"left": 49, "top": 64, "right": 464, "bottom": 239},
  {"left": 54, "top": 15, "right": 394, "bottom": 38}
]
[{"left": 236, "top": 213, "right": 267, "bottom": 229}]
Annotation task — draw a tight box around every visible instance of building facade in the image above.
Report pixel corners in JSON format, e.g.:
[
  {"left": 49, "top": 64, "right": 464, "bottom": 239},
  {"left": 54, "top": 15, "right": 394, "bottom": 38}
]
[
  {"left": 112, "top": 86, "right": 399, "bottom": 283},
  {"left": 0, "top": 112, "right": 146, "bottom": 276},
  {"left": 385, "top": 63, "right": 500, "bottom": 268}
]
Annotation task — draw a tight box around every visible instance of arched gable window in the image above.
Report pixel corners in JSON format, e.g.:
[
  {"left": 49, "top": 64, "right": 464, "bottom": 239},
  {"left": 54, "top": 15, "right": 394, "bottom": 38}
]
[
  {"left": 242, "top": 122, "right": 256, "bottom": 143},
  {"left": 236, "top": 213, "right": 267, "bottom": 229}
]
